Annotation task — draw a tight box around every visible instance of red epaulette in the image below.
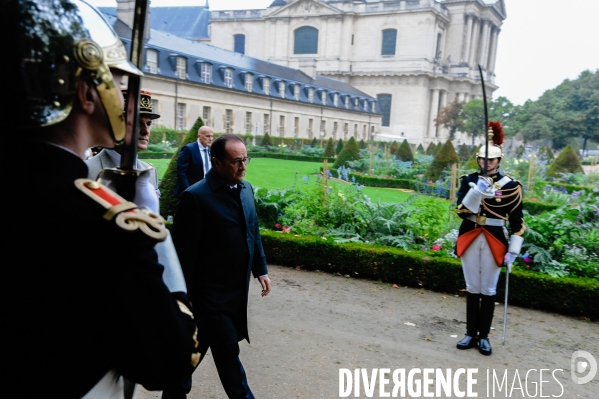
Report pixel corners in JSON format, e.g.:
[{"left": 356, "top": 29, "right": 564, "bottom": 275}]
[{"left": 75, "top": 178, "right": 167, "bottom": 242}]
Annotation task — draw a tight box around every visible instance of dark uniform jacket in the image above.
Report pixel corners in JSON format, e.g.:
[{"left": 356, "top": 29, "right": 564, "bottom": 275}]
[
  {"left": 5, "top": 143, "right": 198, "bottom": 398},
  {"left": 174, "top": 142, "right": 206, "bottom": 198},
  {"left": 172, "top": 169, "right": 268, "bottom": 345},
  {"left": 455, "top": 171, "right": 526, "bottom": 252}
]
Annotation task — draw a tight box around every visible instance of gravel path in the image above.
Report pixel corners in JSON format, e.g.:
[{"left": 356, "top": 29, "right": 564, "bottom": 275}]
[{"left": 134, "top": 265, "right": 598, "bottom": 399}]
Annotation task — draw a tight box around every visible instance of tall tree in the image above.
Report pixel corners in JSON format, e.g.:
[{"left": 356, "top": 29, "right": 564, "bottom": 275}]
[
  {"left": 461, "top": 99, "right": 486, "bottom": 146},
  {"left": 324, "top": 137, "right": 336, "bottom": 157},
  {"left": 434, "top": 99, "right": 464, "bottom": 140}
]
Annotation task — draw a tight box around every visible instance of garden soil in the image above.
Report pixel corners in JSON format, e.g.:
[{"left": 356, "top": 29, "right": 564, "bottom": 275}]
[{"left": 134, "top": 265, "right": 598, "bottom": 399}]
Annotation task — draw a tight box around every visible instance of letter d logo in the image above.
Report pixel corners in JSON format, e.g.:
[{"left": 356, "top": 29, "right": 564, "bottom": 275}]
[{"left": 571, "top": 350, "right": 597, "bottom": 385}]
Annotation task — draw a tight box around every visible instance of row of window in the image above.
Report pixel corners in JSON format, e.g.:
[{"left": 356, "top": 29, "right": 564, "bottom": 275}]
[
  {"left": 147, "top": 48, "right": 377, "bottom": 112},
  {"left": 230, "top": 27, "right": 402, "bottom": 57},
  {"left": 173, "top": 104, "right": 374, "bottom": 140}
]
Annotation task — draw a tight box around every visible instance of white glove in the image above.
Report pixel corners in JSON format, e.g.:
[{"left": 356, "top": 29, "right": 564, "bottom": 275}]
[
  {"left": 504, "top": 252, "right": 517, "bottom": 273},
  {"left": 134, "top": 170, "right": 159, "bottom": 214},
  {"left": 476, "top": 176, "right": 492, "bottom": 193}
]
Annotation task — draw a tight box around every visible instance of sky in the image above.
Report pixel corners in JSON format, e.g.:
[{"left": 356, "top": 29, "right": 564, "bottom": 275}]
[{"left": 88, "top": 0, "right": 599, "bottom": 105}]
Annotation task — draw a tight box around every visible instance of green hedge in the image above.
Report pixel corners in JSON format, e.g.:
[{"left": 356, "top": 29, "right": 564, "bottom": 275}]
[
  {"left": 260, "top": 231, "right": 599, "bottom": 320},
  {"left": 249, "top": 152, "right": 335, "bottom": 163},
  {"left": 523, "top": 200, "right": 559, "bottom": 215}
]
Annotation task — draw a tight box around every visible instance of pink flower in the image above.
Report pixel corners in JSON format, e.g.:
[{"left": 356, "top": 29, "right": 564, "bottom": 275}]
[
  {"left": 432, "top": 245, "right": 441, "bottom": 251},
  {"left": 274, "top": 223, "right": 282, "bottom": 230},
  {"left": 523, "top": 257, "right": 531, "bottom": 263},
  {"left": 282, "top": 226, "right": 290, "bottom": 233}
]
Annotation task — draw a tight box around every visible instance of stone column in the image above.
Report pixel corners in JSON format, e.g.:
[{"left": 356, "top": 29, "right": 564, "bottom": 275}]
[
  {"left": 468, "top": 18, "right": 480, "bottom": 66},
  {"left": 269, "top": 20, "right": 276, "bottom": 60},
  {"left": 461, "top": 14, "right": 473, "bottom": 63},
  {"left": 457, "top": 92, "right": 465, "bottom": 102},
  {"left": 478, "top": 20, "right": 491, "bottom": 66},
  {"left": 428, "top": 89, "right": 440, "bottom": 137},
  {"left": 438, "top": 90, "right": 448, "bottom": 138},
  {"left": 340, "top": 14, "right": 354, "bottom": 70},
  {"left": 487, "top": 27, "right": 499, "bottom": 72},
  {"left": 320, "top": 16, "right": 328, "bottom": 57}
]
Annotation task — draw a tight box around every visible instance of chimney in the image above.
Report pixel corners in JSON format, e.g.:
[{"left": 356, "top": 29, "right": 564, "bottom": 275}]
[{"left": 298, "top": 58, "right": 317, "bottom": 79}]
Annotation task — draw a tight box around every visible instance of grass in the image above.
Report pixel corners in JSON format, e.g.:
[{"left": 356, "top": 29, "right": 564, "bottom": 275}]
[
  {"left": 244, "top": 158, "right": 413, "bottom": 204},
  {"left": 152, "top": 156, "right": 413, "bottom": 203}
]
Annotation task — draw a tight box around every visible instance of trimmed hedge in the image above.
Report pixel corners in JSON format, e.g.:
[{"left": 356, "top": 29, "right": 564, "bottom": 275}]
[
  {"left": 249, "top": 152, "right": 335, "bottom": 163},
  {"left": 139, "top": 152, "right": 174, "bottom": 159},
  {"left": 260, "top": 231, "right": 599, "bottom": 320}
]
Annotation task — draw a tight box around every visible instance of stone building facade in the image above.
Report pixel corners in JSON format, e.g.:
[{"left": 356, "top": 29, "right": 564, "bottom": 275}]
[{"left": 208, "top": 0, "right": 506, "bottom": 146}]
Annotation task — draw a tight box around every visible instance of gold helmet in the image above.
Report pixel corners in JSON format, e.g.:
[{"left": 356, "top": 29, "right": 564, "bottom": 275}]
[
  {"left": 13, "top": 0, "right": 142, "bottom": 143},
  {"left": 476, "top": 121, "right": 504, "bottom": 159}
]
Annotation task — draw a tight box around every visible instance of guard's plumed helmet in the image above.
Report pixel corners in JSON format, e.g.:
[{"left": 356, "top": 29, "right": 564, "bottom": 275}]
[
  {"left": 12, "top": 0, "right": 142, "bottom": 143},
  {"left": 476, "top": 121, "right": 504, "bottom": 159}
]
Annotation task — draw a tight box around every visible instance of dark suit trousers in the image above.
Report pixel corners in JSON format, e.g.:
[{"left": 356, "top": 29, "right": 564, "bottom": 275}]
[{"left": 161, "top": 341, "right": 255, "bottom": 399}]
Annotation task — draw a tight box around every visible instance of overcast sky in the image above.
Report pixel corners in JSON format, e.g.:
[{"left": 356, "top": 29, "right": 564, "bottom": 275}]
[{"left": 89, "top": 0, "right": 599, "bottom": 105}]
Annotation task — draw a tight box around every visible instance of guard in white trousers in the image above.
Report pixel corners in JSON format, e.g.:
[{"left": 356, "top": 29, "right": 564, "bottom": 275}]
[{"left": 454, "top": 121, "right": 526, "bottom": 356}]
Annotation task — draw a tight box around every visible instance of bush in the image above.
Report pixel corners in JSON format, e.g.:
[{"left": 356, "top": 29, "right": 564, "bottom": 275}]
[
  {"left": 389, "top": 140, "right": 399, "bottom": 157},
  {"left": 424, "top": 140, "right": 459, "bottom": 181},
  {"left": 261, "top": 133, "right": 273, "bottom": 147},
  {"left": 425, "top": 142, "right": 436, "bottom": 156},
  {"left": 397, "top": 139, "right": 414, "bottom": 162},
  {"left": 158, "top": 116, "right": 204, "bottom": 218},
  {"left": 546, "top": 145, "right": 584, "bottom": 178},
  {"left": 333, "top": 137, "right": 361, "bottom": 169},
  {"left": 358, "top": 139, "right": 367, "bottom": 150},
  {"left": 324, "top": 138, "right": 336, "bottom": 157},
  {"left": 260, "top": 231, "right": 599, "bottom": 319}
]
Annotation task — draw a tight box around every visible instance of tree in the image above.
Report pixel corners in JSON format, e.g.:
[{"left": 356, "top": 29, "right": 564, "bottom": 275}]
[
  {"left": 358, "top": 139, "right": 367, "bottom": 149},
  {"left": 333, "top": 137, "right": 361, "bottom": 168},
  {"left": 397, "top": 139, "right": 414, "bottom": 162},
  {"left": 261, "top": 133, "right": 273, "bottom": 147},
  {"left": 416, "top": 143, "right": 425, "bottom": 155},
  {"left": 488, "top": 96, "right": 520, "bottom": 137},
  {"left": 546, "top": 144, "right": 584, "bottom": 178},
  {"left": 461, "top": 99, "right": 486, "bottom": 146},
  {"left": 435, "top": 99, "right": 465, "bottom": 140},
  {"left": 336, "top": 138, "right": 344, "bottom": 155},
  {"left": 425, "top": 142, "right": 436, "bottom": 155},
  {"left": 159, "top": 116, "right": 204, "bottom": 218},
  {"left": 324, "top": 137, "right": 336, "bottom": 157},
  {"left": 464, "top": 145, "right": 480, "bottom": 170},
  {"left": 457, "top": 143, "right": 471, "bottom": 162},
  {"left": 310, "top": 137, "right": 318, "bottom": 147},
  {"left": 424, "top": 139, "right": 460, "bottom": 181}
]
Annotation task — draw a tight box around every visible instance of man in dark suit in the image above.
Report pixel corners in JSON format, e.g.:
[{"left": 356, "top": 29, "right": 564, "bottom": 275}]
[
  {"left": 174, "top": 125, "right": 214, "bottom": 197},
  {"left": 166, "top": 134, "right": 272, "bottom": 399}
]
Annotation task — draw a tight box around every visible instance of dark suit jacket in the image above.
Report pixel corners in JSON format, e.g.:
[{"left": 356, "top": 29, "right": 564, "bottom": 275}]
[
  {"left": 6, "top": 142, "right": 198, "bottom": 398},
  {"left": 174, "top": 142, "right": 208, "bottom": 198},
  {"left": 172, "top": 169, "right": 268, "bottom": 345}
]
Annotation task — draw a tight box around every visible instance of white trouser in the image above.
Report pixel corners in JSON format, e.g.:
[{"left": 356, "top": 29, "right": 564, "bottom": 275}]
[
  {"left": 461, "top": 233, "right": 501, "bottom": 296},
  {"left": 82, "top": 369, "right": 123, "bottom": 399}
]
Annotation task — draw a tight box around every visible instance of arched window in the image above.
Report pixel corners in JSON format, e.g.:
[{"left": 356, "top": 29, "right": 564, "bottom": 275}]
[
  {"left": 234, "top": 34, "right": 245, "bottom": 54},
  {"left": 294, "top": 27, "right": 318, "bottom": 54},
  {"left": 381, "top": 29, "right": 397, "bottom": 56}
]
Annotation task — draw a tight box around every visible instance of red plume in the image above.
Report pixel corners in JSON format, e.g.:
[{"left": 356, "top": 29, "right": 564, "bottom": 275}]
[{"left": 488, "top": 121, "right": 504, "bottom": 146}]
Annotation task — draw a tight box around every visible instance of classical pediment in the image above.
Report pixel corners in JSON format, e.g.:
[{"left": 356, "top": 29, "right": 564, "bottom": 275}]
[
  {"left": 492, "top": 0, "right": 506, "bottom": 18},
  {"left": 267, "top": 0, "right": 342, "bottom": 18}
]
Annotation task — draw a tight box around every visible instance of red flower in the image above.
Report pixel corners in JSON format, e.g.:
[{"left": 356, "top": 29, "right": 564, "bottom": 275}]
[{"left": 432, "top": 245, "right": 441, "bottom": 251}]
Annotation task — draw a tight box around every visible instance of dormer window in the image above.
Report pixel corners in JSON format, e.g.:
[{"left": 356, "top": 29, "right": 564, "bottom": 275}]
[
  {"left": 244, "top": 72, "right": 253, "bottom": 92},
  {"left": 308, "top": 87, "right": 314, "bottom": 103},
  {"left": 278, "top": 81, "right": 286, "bottom": 99},
  {"left": 333, "top": 93, "right": 339, "bottom": 107},
  {"left": 224, "top": 68, "right": 234, "bottom": 88},
  {"left": 354, "top": 98, "right": 359, "bottom": 109},
  {"left": 371, "top": 101, "right": 377, "bottom": 113},
  {"left": 294, "top": 84, "right": 300, "bottom": 100},
  {"left": 146, "top": 50, "right": 158, "bottom": 73},
  {"left": 201, "top": 63, "right": 212, "bottom": 83},
  {"left": 321, "top": 90, "right": 327, "bottom": 106},
  {"left": 176, "top": 57, "right": 187, "bottom": 80},
  {"left": 262, "top": 77, "right": 271, "bottom": 95},
  {"left": 344, "top": 95, "right": 349, "bottom": 109},
  {"left": 363, "top": 100, "right": 369, "bottom": 112}
]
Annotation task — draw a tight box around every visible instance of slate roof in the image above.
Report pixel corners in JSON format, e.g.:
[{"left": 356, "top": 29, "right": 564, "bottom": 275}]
[
  {"left": 99, "top": 6, "right": 210, "bottom": 39},
  {"left": 102, "top": 14, "right": 380, "bottom": 114}
]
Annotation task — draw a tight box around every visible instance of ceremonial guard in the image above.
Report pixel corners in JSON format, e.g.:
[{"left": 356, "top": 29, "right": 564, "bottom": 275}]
[
  {"left": 4, "top": 0, "right": 199, "bottom": 397},
  {"left": 454, "top": 122, "right": 526, "bottom": 356}
]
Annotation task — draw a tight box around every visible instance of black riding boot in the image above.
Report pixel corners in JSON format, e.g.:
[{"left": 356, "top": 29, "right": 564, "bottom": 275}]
[
  {"left": 456, "top": 293, "right": 480, "bottom": 350},
  {"left": 477, "top": 294, "right": 495, "bottom": 356}
]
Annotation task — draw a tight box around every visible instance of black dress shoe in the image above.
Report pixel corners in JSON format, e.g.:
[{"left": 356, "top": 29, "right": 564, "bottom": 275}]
[
  {"left": 456, "top": 335, "right": 477, "bottom": 349},
  {"left": 478, "top": 337, "right": 492, "bottom": 355}
]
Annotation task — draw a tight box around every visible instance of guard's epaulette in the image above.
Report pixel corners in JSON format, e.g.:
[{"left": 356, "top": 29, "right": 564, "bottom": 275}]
[
  {"left": 460, "top": 172, "right": 477, "bottom": 178},
  {"left": 505, "top": 175, "right": 522, "bottom": 185},
  {"left": 75, "top": 178, "right": 167, "bottom": 242}
]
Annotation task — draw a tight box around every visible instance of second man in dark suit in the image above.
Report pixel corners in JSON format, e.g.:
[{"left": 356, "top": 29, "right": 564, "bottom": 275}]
[
  {"left": 174, "top": 125, "right": 214, "bottom": 197},
  {"left": 166, "top": 134, "right": 272, "bottom": 399}
]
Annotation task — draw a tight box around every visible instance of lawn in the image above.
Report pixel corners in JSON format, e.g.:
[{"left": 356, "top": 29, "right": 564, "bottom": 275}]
[
  {"left": 153, "top": 157, "right": 413, "bottom": 203},
  {"left": 244, "top": 158, "right": 413, "bottom": 204}
]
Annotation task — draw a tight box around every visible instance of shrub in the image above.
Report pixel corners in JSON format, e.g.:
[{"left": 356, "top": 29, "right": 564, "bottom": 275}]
[
  {"left": 158, "top": 116, "right": 204, "bottom": 218},
  {"left": 310, "top": 137, "right": 318, "bottom": 148},
  {"left": 546, "top": 145, "right": 584, "bottom": 178},
  {"left": 358, "top": 139, "right": 367, "bottom": 150},
  {"left": 324, "top": 138, "right": 336, "bottom": 157},
  {"left": 424, "top": 140, "right": 459, "bottom": 181},
  {"left": 336, "top": 139, "right": 344, "bottom": 155},
  {"left": 261, "top": 133, "right": 273, "bottom": 147},
  {"left": 333, "top": 137, "right": 361, "bottom": 169},
  {"left": 457, "top": 144, "right": 471, "bottom": 162},
  {"left": 416, "top": 144, "right": 425, "bottom": 155},
  {"left": 425, "top": 142, "right": 436, "bottom": 155},
  {"left": 397, "top": 139, "right": 414, "bottom": 162},
  {"left": 389, "top": 140, "right": 399, "bottom": 157}
]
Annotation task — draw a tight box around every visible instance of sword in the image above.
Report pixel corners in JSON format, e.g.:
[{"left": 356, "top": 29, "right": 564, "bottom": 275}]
[
  {"left": 478, "top": 64, "right": 490, "bottom": 179},
  {"left": 502, "top": 271, "right": 509, "bottom": 345}
]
